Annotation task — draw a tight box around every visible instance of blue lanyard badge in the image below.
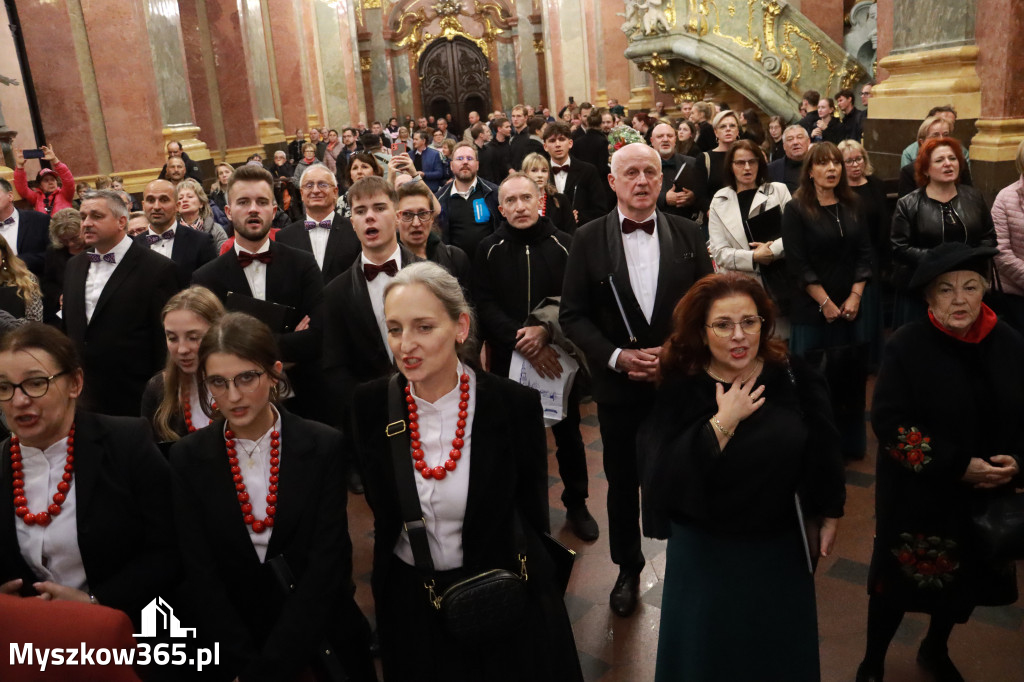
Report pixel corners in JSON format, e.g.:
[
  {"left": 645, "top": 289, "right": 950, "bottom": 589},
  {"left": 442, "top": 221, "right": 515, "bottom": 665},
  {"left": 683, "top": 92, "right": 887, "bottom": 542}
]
[{"left": 473, "top": 198, "right": 491, "bottom": 223}]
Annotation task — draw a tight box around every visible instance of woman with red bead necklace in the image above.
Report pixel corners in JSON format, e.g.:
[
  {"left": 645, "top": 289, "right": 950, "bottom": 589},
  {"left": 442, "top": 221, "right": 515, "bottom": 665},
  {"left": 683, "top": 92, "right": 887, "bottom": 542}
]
[
  {"left": 169, "top": 312, "right": 375, "bottom": 681},
  {"left": 142, "top": 286, "right": 225, "bottom": 444},
  {"left": 352, "top": 262, "right": 582, "bottom": 682},
  {"left": 0, "top": 323, "right": 176, "bottom": 625}
]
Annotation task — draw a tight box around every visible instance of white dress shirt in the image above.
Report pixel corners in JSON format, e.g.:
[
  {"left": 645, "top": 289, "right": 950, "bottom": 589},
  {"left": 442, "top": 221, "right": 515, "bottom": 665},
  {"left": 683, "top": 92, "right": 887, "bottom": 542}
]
[
  {"left": 450, "top": 178, "right": 478, "bottom": 201},
  {"left": 234, "top": 238, "right": 271, "bottom": 301},
  {"left": 551, "top": 157, "right": 572, "bottom": 195},
  {"left": 17, "top": 436, "right": 89, "bottom": 592},
  {"left": 305, "top": 212, "right": 334, "bottom": 271},
  {"left": 226, "top": 407, "right": 282, "bottom": 562},
  {"left": 145, "top": 226, "right": 176, "bottom": 260},
  {"left": 608, "top": 209, "right": 660, "bottom": 370},
  {"left": 361, "top": 245, "right": 402, "bottom": 360},
  {"left": 186, "top": 378, "right": 213, "bottom": 431},
  {"left": 394, "top": 364, "right": 475, "bottom": 570},
  {"left": 0, "top": 209, "right": 20, "bottom": 255},
  {"left": 84, "top": 235, "right": 133, "bottom": 323}
]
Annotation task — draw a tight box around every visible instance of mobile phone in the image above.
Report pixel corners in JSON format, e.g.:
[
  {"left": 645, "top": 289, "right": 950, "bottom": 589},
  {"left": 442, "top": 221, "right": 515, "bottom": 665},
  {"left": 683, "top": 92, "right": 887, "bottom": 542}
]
[
  {"left": 22, "top": 149, "right": 45, "bottom": 159},
  {"left": 392, "top": 141, "right": 407, "bottom": 155},
  {"left": 568, "top": 96, "right": 575, "bottom": 104}
]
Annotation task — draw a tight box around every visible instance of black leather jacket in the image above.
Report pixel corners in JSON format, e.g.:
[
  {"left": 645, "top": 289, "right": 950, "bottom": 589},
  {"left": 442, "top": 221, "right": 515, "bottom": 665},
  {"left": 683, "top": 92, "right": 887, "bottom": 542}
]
[{"left": 890, "top": 185, "right": 995, "bottom": 288}]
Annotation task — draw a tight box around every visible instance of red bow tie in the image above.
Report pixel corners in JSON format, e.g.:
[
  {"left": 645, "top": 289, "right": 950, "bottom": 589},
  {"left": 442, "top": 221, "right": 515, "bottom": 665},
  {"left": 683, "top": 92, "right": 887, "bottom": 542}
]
[
  {"left": 551, "top": 165, "right": 568, "bottom": 175},
  {"left": 622, "top": 218, "right": 655, "bottom": 235},
  {"left": 364, "top": 259, "right": 398, "bottom": 281},
  {"left": 238, "top": 250, "right": 273, "bottom": 268}
]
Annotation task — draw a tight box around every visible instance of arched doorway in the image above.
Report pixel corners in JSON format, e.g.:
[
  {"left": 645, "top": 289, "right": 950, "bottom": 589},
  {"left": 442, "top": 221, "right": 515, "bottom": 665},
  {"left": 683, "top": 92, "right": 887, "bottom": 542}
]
[{"left": 419, "top": 37, "right": 491, "bottom": 131}]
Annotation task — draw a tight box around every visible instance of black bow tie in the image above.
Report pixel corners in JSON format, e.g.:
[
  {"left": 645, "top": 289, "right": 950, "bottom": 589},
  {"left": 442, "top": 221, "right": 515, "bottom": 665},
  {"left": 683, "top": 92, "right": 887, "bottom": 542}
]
[
  {"left": 622, "top": 219, "right": 655, "bottom": 235},
  {"left": 238, "top": 250, "right": 273, "bottom": 268},
  {"left": 363, "top": 259, "right": 398, "bottom": 281}
]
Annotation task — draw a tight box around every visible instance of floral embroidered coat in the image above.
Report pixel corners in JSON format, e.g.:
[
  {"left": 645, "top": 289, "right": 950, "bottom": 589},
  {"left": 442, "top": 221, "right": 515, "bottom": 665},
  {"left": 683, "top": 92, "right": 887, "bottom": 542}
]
[{"left": 869, "top": 317, "right": 1023, "bottom": 619}]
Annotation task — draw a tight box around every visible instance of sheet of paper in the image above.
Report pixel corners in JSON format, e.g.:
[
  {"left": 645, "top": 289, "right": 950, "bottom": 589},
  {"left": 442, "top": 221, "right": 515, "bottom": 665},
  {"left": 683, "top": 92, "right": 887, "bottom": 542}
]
[{"left": 509, "top": 344, "right": 579, "bottom": 427}]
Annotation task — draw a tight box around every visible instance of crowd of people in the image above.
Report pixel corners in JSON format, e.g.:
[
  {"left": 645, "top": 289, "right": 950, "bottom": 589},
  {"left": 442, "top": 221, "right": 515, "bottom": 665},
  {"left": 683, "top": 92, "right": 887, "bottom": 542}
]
[{"left": 0, "top": 79, "right": 1021, "bottom": 682}]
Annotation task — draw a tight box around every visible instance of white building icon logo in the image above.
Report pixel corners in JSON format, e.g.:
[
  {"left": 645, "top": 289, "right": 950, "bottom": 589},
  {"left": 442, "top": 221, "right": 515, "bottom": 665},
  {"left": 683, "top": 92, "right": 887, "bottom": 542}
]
[{"left": 133, "top": 597, "right": 197, "bottom": 639}]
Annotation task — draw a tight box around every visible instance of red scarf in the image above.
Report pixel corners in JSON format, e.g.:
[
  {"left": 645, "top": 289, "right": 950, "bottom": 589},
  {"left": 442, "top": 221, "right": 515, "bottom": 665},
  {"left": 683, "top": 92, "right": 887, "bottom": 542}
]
[{"left": 928, "top": 302, "right": 998, "bottom": 343}]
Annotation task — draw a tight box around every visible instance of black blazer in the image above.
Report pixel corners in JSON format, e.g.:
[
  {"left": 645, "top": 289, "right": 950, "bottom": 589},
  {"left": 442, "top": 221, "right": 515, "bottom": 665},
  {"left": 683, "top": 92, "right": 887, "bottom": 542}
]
[
  {"left": 134, "top": 222, "right": 218, "bottom": 286},
  {"left": 170, "top": 410, "right": 374, "bottom": 681},
  {"left": 560, "top": 209, "right": 714, "bottom": 404},
  {"left": 559, "top": 158, "right": 608, "bottom": 226},
  {"left": 63, "top": 240, "right": 180, "bottom": 416},
  {"left": 12, "top": 209, "right": 51, "bottom": 276},
  {"left": 276, "top": 213, "right": 361, "bottom": 285},
  {"left": 0, "top": 412, "right": 178, "bottom": 629},
  {"left": 657, "top": 152, "right": 710, "bottom": 222},
  {"left": 41, "top": 246, "right": 72, "bottom": 325}
]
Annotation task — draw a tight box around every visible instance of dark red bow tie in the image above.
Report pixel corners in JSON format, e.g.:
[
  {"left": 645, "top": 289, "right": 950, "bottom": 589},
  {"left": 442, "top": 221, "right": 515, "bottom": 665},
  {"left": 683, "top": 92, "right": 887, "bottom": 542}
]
[
  {"left": 551, "top": 165, "right": 568, "bottom": 175},
  {"left": 622, "top": 218, "right": 655, "bottom": 235},
  {"left": 238, "top": 250, "right": 273, "bottom": 268},
  {"left": 364, "top": 259, "right": 398, "bottom": 281}
]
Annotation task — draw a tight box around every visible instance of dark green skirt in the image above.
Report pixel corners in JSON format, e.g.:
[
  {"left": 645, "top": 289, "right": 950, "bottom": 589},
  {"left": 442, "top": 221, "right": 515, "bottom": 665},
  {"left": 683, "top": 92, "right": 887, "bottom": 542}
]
[{"left": 655, "top": 522, "right": 821, "bottom": 682}]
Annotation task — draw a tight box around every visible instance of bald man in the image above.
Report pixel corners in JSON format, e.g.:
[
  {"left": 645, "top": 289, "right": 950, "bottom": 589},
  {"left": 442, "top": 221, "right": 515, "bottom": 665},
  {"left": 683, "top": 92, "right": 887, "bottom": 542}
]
[{"left": 136, "top": 179, "right": 216, "bottom": 285}]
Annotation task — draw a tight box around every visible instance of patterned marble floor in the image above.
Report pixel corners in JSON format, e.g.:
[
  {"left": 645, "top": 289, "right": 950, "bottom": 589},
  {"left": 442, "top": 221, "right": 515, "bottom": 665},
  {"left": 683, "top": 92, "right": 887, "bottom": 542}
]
[{"left": 347, "top": 389, "right": 1024, "bottom": 681}]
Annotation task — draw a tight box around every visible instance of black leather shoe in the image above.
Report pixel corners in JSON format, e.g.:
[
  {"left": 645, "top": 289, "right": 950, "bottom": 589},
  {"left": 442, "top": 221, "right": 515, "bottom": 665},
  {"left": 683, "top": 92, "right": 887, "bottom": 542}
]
[
  {"left": 917, "top": 640, "right": 964, "bottom": 682},
  {"left": 855, "top": 660, "right": 884, "bottom": 682},
  {"left": 566, "top": 505, "right": 599, "bottom": 542},
  {"left": 348, "top": 470, "right": 364, "bottom": 495},
  {"left": 609, "top": 569, "right": 640, "bottom": 617}
]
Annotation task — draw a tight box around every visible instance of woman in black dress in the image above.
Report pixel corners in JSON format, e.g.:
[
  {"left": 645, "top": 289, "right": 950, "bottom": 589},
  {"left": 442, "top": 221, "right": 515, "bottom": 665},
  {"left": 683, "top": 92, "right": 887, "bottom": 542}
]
[
  {"left": 857, "top": 244, "right": 1022, "bottom": 682},
  {"left": 352, "top": 262, "right": 582, "bottom": 682},
  {"left": 170, "top": 312, "right": 375, "bottom": 681},
  {"left": 639, "top": 272, "right": 845, "bottom": 682}
]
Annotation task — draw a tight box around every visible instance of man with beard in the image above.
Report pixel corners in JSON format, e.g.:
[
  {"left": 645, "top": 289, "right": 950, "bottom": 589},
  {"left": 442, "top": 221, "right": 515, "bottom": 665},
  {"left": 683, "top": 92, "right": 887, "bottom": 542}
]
[
  {"left": 474, "top": 174, "right": 598, "bottom": 542},
  {"left": 650, "top": 122, "right": 708, "bottom": 223},
  {"left": 436, "top": 142, "right": 500, "bottom": 261},
  {"left": 766, "top": 125, "right": 811, "bottom": 192},
  {"left": 277, "top": 164, "right": 361, "bottom": 284},
  {"left": 164, "top": 157, "right": 188, "bottom": 188},
  {"left": 191, "top": 164, "right": 324, "bottom": 420},
  {"left": 157, "top": 141, "right": 203, "bottom": 183},
  {"left": 137, "top": 179, "right": 216, "bottom": 285}
]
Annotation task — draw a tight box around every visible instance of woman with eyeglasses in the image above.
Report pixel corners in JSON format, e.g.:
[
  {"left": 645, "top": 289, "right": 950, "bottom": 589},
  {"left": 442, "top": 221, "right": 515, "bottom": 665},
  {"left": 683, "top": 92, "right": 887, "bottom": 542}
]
[
  {"left": 0, "top": 323, "right": 176, "bottom": 628},
  {"left": 169, "top": 312, "right": 376, "bottom": 680},
  {"left": 638, "top": 272, "right": 845, "bottom": 681},
  {"left": 782, "top": 141, "right": 874, "bottom": 461},
  {"left": 396, "top": 180, "right": 470, "bottom": 289},
  {"left": 891, "top": 137, "right": 995, "bottom": 327}
]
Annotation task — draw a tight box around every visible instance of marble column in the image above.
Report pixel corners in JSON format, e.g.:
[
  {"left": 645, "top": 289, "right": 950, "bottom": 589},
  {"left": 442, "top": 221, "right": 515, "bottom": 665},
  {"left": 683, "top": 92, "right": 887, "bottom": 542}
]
[
  {"left": 313, "top": 0, "right": 353, "bottom": 129},
  {"left": 240, "top": 0, "right": 287, "bottom": 156},
  {"left": 265, "top": 0, "right": 308, "bottom": 137},
  {"left": 597, "top": 1, "right": 631, "bottom": 109},
  {"left": 179, "top": 0, "right": 227, "bottom": 159},
  {"left": 517, "top": 3, "right": 541, "bottom": 107}
]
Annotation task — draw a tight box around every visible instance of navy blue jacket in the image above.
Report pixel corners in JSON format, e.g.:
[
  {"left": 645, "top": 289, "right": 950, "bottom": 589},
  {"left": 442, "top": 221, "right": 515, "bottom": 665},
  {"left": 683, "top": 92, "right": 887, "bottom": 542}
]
[{"left": 414, "top": 146, "right": 446, "bottom": 194}]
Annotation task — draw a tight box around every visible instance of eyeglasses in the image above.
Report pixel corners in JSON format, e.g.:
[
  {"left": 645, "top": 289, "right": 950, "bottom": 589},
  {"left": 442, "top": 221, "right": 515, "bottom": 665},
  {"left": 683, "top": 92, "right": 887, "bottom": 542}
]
[
  {"left": 0, "top": 372, "right": 69, "bottom": 401},
  {"left": 731, "top": 159, "right": 758, "bottom": 168},
  {"left": 705, "top": 316, "right": 764, "bottom": 337},
  {"left": 452, "top": 156, "right": 476, "bottom": 163},
  {"left": 844, "top": 156, "right": 865, "bottom": 165},
  {"left": 204, "top": 370, "right": 265, "bottom": 395},
  {"left": 398, "top": 210, "right": 434, "bottom": 223},
  {"left": 301, "top": 181, "right": 334, "bottom": 191}
]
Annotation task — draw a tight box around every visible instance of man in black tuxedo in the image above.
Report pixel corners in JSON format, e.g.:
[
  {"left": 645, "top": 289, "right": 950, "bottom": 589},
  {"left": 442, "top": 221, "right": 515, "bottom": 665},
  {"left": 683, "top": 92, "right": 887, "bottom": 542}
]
[
  {"left": 191, "top": 165, "right": 324, "bottom": 420},
  {"left": 651, "top": 122, "right": 709, "bottom": 224},
  {"left": 0, "top": 178, "right": 50, "bottom": 277},
  {"left": 136, "top": 179, "right": 217, "bottom": 285},
  {"left": 277, "top": 164, "right": 360, "bottom": 285},
  {"left": 560, "top": 143, "right": 713, "bottom": 617},
  {"left": 63, "top": 190, "right": 179, "bottom": 416},
  {"left": 544, "top": 122, "right": 608, "bottom": 227}
]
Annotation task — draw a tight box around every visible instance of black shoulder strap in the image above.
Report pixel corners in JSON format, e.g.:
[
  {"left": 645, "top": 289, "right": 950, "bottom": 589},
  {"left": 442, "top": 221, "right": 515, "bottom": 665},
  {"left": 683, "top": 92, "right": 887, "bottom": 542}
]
[{"left": 387, "top": 374, "right": 436, "bottom": 576}]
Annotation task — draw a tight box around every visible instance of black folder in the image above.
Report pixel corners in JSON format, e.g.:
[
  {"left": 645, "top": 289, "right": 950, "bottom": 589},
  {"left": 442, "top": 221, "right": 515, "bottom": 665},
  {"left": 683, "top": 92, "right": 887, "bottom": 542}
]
[
  {"left": 746, "top": 205, "right": 782, "bottom": 243},
  {"left": 225, "top": 292, "right": 297, "bottom": 333}
]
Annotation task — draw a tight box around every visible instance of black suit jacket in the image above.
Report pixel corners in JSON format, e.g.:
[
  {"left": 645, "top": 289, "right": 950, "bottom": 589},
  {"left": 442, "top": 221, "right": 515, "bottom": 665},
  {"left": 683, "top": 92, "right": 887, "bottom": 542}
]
[
  {"left": 0, "top": 412, "right": 177, "bottom": 629},
  {"left": 560, "top": 209, "right": 714, "bottom": 404},
  {"left": 509, "top": 136, "right": 546, "bottom": 173},
  {"left": 11, "top": 209, "right": 50, "bottom": 276},
  {"left": 558, "top": 158, "right": 608, "bottom": 226},
  {"left": 276, "top": 213, "right": 361, "bottom": 285},
  {"left": 657, "top": 152, "right": 710, "bottom": 222},
  {"left": 169, "top": 410, "right": 374, "bottom": 681},
  {"left": 570, "top": 129, "right": 612, "bottom": 201},
  {"left": 63, "top": 241, "right": 180, "bottom": 416},
  {"left": 134, "top": 222, "right": 217, "bottom": 286}
]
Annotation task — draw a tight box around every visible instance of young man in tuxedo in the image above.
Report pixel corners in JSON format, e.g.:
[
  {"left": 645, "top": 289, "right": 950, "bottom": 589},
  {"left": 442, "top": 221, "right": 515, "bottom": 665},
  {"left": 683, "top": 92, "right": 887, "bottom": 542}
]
[
  {"left": 544, "top": 122, "right": 608, "bottom": 227},
  {"left": 277, "top": 164, "right": 360, "bottom": 285},
  {"left": 63, "top": 189, "right": 180, "bottom": 416},
  {"left": 137, "top": 179, "right": 217, "bottom": 286},
  {"left": 650, "top": 122, "right": 709, "bottom": 224},
  {"left": 191, "top": 164, "right": 324, "bottom": 420},
  {"left": 560, "top": 143, "right": 713, "bottom": 617},
  {"left": 0, "top": 177, "right": 50, "bottom": 277}
]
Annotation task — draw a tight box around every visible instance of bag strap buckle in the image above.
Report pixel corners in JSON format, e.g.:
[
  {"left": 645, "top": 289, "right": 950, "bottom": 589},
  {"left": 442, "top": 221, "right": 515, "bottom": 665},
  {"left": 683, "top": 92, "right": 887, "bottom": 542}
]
[{"left": 386, "top": 420, "right": 407, "bottom": 437}]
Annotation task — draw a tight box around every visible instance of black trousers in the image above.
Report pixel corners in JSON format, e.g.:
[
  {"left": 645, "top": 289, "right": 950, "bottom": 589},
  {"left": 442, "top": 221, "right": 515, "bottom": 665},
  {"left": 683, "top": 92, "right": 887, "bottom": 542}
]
[
  {"left": 597, "top": 400, "right": 650, "bottom": 572},
  {"left": 550, "top": 382, "right": 589, "bottom": 509}
]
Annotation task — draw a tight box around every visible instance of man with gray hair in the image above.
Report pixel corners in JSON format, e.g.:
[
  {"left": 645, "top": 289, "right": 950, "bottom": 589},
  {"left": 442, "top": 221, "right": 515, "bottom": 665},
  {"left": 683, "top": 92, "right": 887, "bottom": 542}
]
[
  {"left": 63, "top": 189, "right": 180, "bottom": 416},
  {"left": 766, "top": 125, "right": 811, "bottom": 192}
]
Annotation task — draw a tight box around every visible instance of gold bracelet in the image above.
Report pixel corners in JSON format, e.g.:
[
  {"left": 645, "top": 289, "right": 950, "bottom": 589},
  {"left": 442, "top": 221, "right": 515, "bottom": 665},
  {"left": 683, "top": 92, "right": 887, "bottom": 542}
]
[{"left": 710, "top": 416, "right": 735, "bottom": 438}]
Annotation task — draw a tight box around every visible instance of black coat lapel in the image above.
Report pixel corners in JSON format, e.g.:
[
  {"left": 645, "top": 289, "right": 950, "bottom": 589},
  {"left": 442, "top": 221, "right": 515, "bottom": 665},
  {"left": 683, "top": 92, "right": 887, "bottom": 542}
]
[
  {"left": 460, "top": 373, "right": 507, "bottom": 565},
  {"left": 194, "top": 421, "right": 261, "bottom": 563},
  {"left": 90, "top": 242, "right": 141, "bottom": 323},
  {"left": 265, "top": 242, "right": 288, "bottom": 301},
  {"left": 349, "top": 264, "right": 386, "bottom": 356},
  {"left": 265, "top": 410, "right": 316, "bottom": 557},
  {"left": 603, "top": 212, "right": 650, "bottom": 335},
  {"left": 69, "top": 411, "right": 105, "bottom": 521},
  {"left": 651, "top": 211, "right": 679, "bottom": 321},
  {"left": 222, "top": 251, "right": 254, "bottom": 297}
]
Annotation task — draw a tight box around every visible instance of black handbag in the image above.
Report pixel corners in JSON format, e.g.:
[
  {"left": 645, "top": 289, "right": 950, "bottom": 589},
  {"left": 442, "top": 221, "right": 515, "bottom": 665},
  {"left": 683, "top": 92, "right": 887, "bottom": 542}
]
[
  {"left": 386, "top": 375, "right": 528, "bottom": 643},
  {"left": 972, "top": 493, "right": 1024, "bottom": 561}
]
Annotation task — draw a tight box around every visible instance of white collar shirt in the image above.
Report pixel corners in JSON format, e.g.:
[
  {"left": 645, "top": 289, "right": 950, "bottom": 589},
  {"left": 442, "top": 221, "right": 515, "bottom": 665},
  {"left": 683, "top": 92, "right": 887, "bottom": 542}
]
[
  {"left": 305, "top": 212, "right": 334, "bottom": 271},
  {"left": 225, "top": 407, "right": 283, "bottom": 563},
  {"left": 234, "top": 238, "right": 271, "bottom": 301},
  {"left": 146, "top": 225, "right": 176, "bottom": 260},
  {"left": 0, "top": 210, "right": 20, "bottom": 256},
  {"left": 361, "top": 245, "right": 402, "bottom": 361},
  {"left": 607, "top": 210, "right": 660, "bottom": 370},
  {"left": 84, "top": 235, "right": 133, "bottom": 324},
  {"left": 16, "top": 436, "right": 88, "bottom": 592},
  {"left": 552, "top": 157, "right": 572, "bottom": 194},
  {"left": 394, "top": 364, "right": 475, "bottom": 571},
  {"left": 451, "top": 178, "right": 478, "bottom": 201}
]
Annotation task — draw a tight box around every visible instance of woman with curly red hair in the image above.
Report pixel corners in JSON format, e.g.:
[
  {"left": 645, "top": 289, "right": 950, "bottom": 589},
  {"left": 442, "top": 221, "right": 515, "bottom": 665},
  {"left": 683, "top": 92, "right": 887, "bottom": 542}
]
[{"left": 638, "top": 271, "right": 845, "bottom": 681}]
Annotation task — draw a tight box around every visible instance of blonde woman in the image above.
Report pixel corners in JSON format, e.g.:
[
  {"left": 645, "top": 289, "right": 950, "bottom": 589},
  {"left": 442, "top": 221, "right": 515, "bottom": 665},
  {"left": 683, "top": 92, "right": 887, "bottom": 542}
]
[
  {"left": 0, "top": 236, "right": 43, "bottom": 322},
  {"left": 209, "top": 163, "right": 234, "bottom": 210},
  {"left": 521, "top": 152, "right": 576, "bottom": 231},
  {"left": 142, "top": 286, "right": 225, "bottom": 442},
  {"left": 177, "top": 178, "right": 228, "bottom": 249}
]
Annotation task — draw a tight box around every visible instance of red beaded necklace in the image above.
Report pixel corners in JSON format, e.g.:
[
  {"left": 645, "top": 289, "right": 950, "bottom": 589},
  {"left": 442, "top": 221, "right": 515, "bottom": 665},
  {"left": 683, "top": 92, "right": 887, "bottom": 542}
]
[
  {"left": 224, "top": 426, "right": 278, "bottom": 534},
  {"left": 405, "top": 373, "right": 469, "bottom": 480},
  {"left": 10, "top": 424, "right": 75, "bottom": 527},
  {"left": 181, "top": 389, "right": 216, "bottom": 434}
]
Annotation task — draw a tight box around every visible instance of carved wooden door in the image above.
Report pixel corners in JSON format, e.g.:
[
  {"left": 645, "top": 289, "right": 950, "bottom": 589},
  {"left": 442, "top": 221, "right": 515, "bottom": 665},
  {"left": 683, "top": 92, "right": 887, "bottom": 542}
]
[{"left": 419, "top": 37, "right": 491, "bottom": 130}]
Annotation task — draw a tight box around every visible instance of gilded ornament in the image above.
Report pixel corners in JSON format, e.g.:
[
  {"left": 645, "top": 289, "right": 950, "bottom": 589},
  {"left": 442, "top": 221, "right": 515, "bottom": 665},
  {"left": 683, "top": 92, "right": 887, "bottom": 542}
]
[
  {"left": 363, "top": 0, "right": 382, "bottom": 9},
  {"left": 533, "top": 37, "right": 545, "bottom": 54},
  {"left": 360, "top": 56, "right": 373, "bottom": 72}
]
